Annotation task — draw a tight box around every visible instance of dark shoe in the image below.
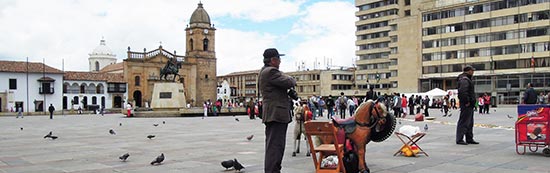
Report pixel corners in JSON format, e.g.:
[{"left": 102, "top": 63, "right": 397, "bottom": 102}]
[
  {"left": 466, "top": 140, "right": 479, "bottom": 144},
  {"left": 292, "top": 152, "right": 296, "bottom": 157},
  {"left": 456, "top": 141, "right": 468, "bottom": 145}
]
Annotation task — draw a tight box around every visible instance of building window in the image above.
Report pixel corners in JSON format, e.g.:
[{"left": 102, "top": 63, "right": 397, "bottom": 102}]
[
  {"left": 9, "top": 79, "right": 16, "bottom": 89},
  {"left": 135, "top": 76, "right": 140, "bottom": 86},
  {"left": 205, "top": 74, "right": 209, "bottom": 79},
  {"left": 189, "top": 39, "right": 194, "bottom": 51},
  {"left": 405, "top": 0, "right": 410, "bottom": 5},
  {"left": 95, "top": 61, "right": 100, "bottom": 71},
  {"left": 405, "top": 10, "right": 411, "bottom": 16},
  {"left": 203, "top": 38, "right": 209, "bottom": 51},
  {"left": 92, "top": 96, "right": 97, "bottom": 105}
]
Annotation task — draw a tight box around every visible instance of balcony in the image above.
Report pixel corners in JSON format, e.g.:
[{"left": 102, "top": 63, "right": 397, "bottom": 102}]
[{"left": 39, "top": 87, "right": 54, "bottom": 94}]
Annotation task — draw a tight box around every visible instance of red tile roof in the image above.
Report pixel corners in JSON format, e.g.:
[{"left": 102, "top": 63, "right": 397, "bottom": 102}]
[
  {"left": 64, "top": 71, "right": 125, "bottom": 83},
  {"left": 0, "top": 60, "right": 63, "bottom": 74},
  {"left": 99, "top": 62, "right": 123, "bottom": 73}
]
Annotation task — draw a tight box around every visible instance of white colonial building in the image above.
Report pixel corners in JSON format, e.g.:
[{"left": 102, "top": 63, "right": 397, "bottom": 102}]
[
  {"left": 0, "top": 61, "right": 63, "bottom": 113},
  {"left": 216, "top": 80, "right": 232, "bottom": 105},
  {"left": 63, "top": 72, "right": 126, "bottom": 110}
]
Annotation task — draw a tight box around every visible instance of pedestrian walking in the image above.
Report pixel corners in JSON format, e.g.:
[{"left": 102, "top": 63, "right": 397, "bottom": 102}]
[
  {"left": 16, "top": 106, "right": 23, "bottom": 118},
  {"left": 48, "top": 104, "right": 55, "bottom": 119},
  {"left": 326, "top": 95, "right": 335, "bottom": 119},
  {"left": 524, "top": 83, "right": 537, "bottom": 104}
]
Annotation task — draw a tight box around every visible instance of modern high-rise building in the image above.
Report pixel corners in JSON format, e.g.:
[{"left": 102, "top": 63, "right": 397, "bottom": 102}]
[
  {"left": 356, "top": 0, "right": 550, "bottom": 104},
  {"left": 355, "top": 0, "right": 422, "bottom": 94}
]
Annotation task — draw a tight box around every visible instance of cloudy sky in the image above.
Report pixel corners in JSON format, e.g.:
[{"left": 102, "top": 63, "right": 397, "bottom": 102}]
[{"left": 0, "top": 0, "right": 357, "bottom": 75}]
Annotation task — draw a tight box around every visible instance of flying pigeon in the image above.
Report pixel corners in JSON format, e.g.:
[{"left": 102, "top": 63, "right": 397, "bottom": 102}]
[
  {"left": 507, "top": 114, "right": 513, "bottom": 119},
  {"left": 44, "top": 131, "right": 52, "bottom": 138},
  {"left": 424, "top": 124, "right": 428, "bottom": 132},
  {"left": 109, "top": 129, "right": 116, "bottom": 135},
  {"left": 119, "top": 123, "right": 122, "bottom": 126},
  {"left": 119, "top": 153, "right": 130, "bottom": 161},
  {"left": 235, "top": 118, "right": 240, "bottom": 122},
  {"left": 162, "top": 121, "right": 165, "bottom": 124},
  {"left": 233, "top": 158, "right": 245, "bottom": 172},
  {"left": 246, "top": 135, "right": 254, "bottom": 141},
  {"left": 150, "top": 153, "right": 164, "bottom": 165},
  {"left": 153, "top": 124, "right": 159, "bottom": 127},
  {"left": 147, "top": 135, "right": 156, "bottom": 139},
  {"left": 221, "top": 159, "right": 234, "bottom": 170},
  {"left": 50, "top": 136, "right": 58, "bottom": 140}
]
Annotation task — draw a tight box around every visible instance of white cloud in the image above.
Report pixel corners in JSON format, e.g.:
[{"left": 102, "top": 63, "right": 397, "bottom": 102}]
[
  {"left": 205, "top": 0, "right": 304, "bottom": 22},
  {"left": 216, "top": 29, "right": 277, "bottom": 75},
  {"left": 285, "top": 1, "right": 356, "bottom": 71},
  {"left": 0, "top": 0, "right": 355, "bottom": 76}
]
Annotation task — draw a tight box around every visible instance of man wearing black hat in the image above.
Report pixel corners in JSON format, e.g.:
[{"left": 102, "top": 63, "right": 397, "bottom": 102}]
[
  {"left": 456, "top": 65, "right": 479, "bottom": 145},
  {"left": 258, "top": 48, "right": 296, "bottom": 173}
]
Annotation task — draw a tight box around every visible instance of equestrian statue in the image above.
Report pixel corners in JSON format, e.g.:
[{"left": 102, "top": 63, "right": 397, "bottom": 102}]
[{"left": 160, "top": 57, "right": 182, "bottom": 81}]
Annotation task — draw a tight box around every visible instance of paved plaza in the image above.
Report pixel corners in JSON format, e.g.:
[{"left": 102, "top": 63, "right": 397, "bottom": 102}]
[{"left": 1, "top": 106, "right": 549, "bottom": 173}]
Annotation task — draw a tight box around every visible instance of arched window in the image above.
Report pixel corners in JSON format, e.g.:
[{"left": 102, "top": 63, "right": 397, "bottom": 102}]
[
  {"left": 80, "top": 84, "right": 86, "bottom": 94},
  {"left": 135, "top": 76, "right": 140, "bottom": 86},
  {"left": 96, "top": 84, "right": 104, "bottom": 94},
  {"left": 189, "top": 39, "right": 194, "bottom": 51},
  {"left": 203, "top": 38, "right": 209, "bottom": 51},
  {"left": 95, "top": 61, "right": 100, "bottom": 71},
  {"left": 92, "top": 96, "right": 97, "bottom": 105}
]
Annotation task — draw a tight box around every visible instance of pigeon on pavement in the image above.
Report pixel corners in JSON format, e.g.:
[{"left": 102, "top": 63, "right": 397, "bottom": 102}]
[
  {"left": 221, "top": 159, "right": 234, "bottom": 170},
  {"left": 109, "top": 129, "right": 116, "bottom": 135},
  {"left": 153, "top": 124, "right": 159, "bottom": 127},
  {"left": 246, "top": 135, "right": 254, "bottom": 141},
  {"left": 507, "top": 114, "right": 513, "bottom": 119},
  {"left": 20, "top": 127, "right": 23, "bottom": 131},
  {"left": 162, "top": 121, "right": 165, "bottom": 124},
  {"left": 119, "top": 123, "right": 122, "bottom": 126},
  {"left": 49, "top": 136, "right": 58, "bottom": 140},
  {"left": 147, "top": 135, "right": 156, "bottom": 139},
  {"left": 424, "top": 124, "right": 429, "bottom": 132},
  {"left": 150, "top": 153, "right": 164, "bottom": 165},
  {"left": 44, "top": 131, "right": 52, "bottom": 138},
  {"left": 119, "top": 153, "right": 130, "bottom": 161},
  {"left": 233, "top": 158, "right": 245, "bottom": 172},
  {"left": 235, "top": 118, "right": 240, "bottom": 122}
]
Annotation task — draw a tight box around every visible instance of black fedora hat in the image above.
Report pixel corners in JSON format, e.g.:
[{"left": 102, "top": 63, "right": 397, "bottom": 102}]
[{"left": 263, "top": 48, "right": 285, "bottom": 59}]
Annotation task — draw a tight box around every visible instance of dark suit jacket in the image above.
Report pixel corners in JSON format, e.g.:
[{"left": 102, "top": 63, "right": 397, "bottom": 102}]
[{"left": 259, "top": 66, "right": 296, "bottom": 124}]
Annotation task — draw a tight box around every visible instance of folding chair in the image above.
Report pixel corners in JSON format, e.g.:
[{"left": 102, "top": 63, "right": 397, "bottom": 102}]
[
  {"left": 305, "top": 121, "right": 346, "bottom": 173},
  {"left": 393, "top": 132, "right": 429, "bottom": 157}
]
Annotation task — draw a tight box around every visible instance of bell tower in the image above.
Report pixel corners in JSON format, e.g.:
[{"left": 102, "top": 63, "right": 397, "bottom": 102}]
[{"left": 185, "top": 2, "right": 217, "bottom": 105}]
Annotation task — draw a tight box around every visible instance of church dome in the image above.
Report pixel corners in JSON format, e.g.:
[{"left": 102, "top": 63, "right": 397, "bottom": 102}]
[
  {"left": 189, "top": 2, "right": 211, "bottom": 25},
  {"left": 90, "top": 39, "right": 115, "bottom": 56}
]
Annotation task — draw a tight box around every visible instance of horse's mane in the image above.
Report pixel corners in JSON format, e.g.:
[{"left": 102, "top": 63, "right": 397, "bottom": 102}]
[{"left": 355, "top": 100, "right": 387, "bottom": 117}]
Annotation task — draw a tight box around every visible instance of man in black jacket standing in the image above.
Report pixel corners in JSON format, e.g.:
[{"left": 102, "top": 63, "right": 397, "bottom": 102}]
[
  {"left": 456, "top": 65, "right": 479, "bottom": 145},
  {"left": 523, "top": 83, "right": 537, "bottom": 104},
  {"left": 408, "top": 94, "right": 415, "bottom": 115},
  {"left": 48, "top": 104, "right": 55, "bottom": 119},
  {"left": 259, "top": 48, "right": 296, "bottom": 173}
]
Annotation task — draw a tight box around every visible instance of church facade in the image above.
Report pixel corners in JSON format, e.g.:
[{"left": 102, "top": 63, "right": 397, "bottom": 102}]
[{"left": 124, "top": 2, "right": 217, "bottom": 108}]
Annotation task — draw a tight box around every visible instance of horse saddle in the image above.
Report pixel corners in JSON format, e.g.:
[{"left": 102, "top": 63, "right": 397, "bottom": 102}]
[{"left": 331, "top": 116, "right": 357, "bottom": 134}]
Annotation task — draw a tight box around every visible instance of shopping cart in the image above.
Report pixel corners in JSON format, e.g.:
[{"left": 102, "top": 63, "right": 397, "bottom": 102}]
[{"left": 515, "top": 105, "right": 550, "bottom": 156}]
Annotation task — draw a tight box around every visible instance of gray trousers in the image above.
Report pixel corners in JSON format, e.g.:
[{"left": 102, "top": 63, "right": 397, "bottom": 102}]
[
  {"left": 456, "top": 104, "right": 474, "bottom": 142},
  {"left": 265, "top": 122, "right": 288, "bottom": 173}
]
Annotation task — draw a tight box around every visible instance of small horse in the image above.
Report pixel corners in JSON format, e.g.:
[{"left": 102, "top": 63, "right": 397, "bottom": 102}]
[
  {"left": 333, "top": 100, "right": 395, "bottom": 173},
  {"left": 293, "top": 104, "right": 312, "bottom": 157}
]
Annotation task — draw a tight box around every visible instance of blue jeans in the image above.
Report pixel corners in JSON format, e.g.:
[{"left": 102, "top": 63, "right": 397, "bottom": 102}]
[
  {"left": 349, "top": 105, "right": 356, "bottom": 116},
  {"left": 327, "top": 107, "right": 334, "bottom": 119}
]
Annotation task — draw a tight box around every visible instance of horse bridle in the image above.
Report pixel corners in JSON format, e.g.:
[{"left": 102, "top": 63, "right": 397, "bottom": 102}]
[{"left": 355, "top": 101, "right": 383, "bottom": 129}]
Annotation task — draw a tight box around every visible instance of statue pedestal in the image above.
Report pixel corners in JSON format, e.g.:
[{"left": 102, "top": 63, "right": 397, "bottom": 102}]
[{"left": 151, "top": 82, "right": 186, "bottom": 110}]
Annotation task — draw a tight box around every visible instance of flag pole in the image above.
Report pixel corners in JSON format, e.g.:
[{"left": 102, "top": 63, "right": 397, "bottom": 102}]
[
  {"left": 26, "top": 57, "right": 29, "bottom": 116},
  {"left": 43, "top": 58, "right": 46, "bottom": 115}
]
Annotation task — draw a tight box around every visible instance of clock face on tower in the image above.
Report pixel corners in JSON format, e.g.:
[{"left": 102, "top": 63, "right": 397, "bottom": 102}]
[{"left": 203, "top": 29, "right": 209, "bottom": 34}]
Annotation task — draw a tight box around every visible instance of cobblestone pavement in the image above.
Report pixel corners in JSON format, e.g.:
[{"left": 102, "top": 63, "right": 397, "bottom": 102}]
[{"left": 0, "top": 106, "right": 549, "bottom": 173}]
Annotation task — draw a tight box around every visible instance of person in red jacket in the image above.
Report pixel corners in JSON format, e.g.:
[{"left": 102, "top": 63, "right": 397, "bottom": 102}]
[{"left": 401, "top": 94, "right": 408, "bottom": 117}]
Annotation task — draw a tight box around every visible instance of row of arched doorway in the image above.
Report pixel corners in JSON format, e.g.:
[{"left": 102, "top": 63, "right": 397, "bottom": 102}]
[{"left": 62, "top": 96, "right": 123, "bottom": 109}]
